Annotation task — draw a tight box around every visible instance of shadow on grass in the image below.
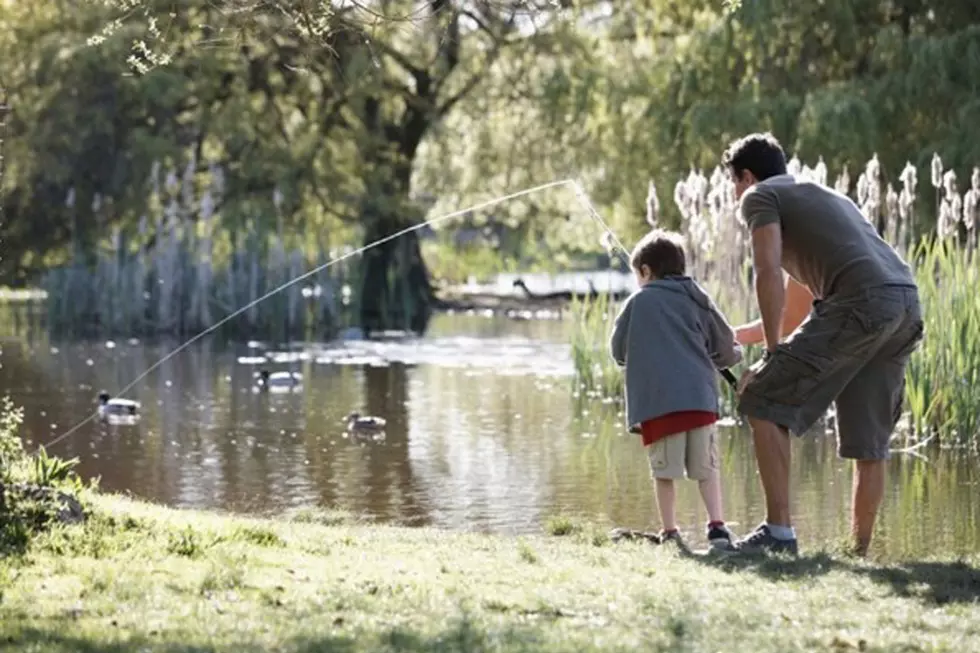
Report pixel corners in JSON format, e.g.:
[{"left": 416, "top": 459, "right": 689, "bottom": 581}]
[
  {"left": 1, "top": 616, "right": 591, "bottom": 653},
  {"left": 677, "top": 547, "right": 980, "bottom": 605}
]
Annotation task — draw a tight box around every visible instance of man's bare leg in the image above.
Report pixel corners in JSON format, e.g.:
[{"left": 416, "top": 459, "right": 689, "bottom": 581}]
[
  {"left": 852, "top": 459, "right": 886, "bottom": 556},
  {"left": 748, "top": 417, "right": 792, "bottom": 526}
]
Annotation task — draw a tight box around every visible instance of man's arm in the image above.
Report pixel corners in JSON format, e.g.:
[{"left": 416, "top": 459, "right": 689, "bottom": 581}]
[
  {"left": 732, "top": 185, "right": 814, "bottom": 348},
  {"left": 752, "top": 223, "right": 785, "bottom": 352},
  {"left": 734, "top": 276, "right": 813, "bottom": 345}
]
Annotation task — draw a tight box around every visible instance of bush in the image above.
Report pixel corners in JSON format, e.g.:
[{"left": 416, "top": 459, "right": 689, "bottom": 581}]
[{"left": 0, "top": 397, "right": 87, "bottom": 554}]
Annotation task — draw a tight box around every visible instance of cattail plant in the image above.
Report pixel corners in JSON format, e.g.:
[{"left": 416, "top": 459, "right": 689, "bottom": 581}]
[
  {"left": 645, "top": 179, "right": 659, "bottom": 227},
  {"left": 963, "top": 168, "right": 980, "bottom": 250},
  {"left": 938, "top": 170, "right": 963, "bottom": 243},
  {"left": 834, "top": 164, "right": 851, "bottom": 196},
  {"left": 898, "top": 162, "right": 917, "bottom": 251}
]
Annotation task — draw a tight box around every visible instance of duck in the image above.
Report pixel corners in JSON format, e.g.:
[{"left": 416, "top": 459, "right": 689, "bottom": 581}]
[
  {"left": 97, "top": 391, "right": 140, "bottom": 418},
  {"left": 255, "top": 369, "right": 303, "bottom": 389},
  {"left": 344, "top": 411, "right": 386, "bottom": 435}
]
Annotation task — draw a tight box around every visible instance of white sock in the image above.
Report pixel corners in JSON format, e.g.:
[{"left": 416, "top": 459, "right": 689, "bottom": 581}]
[{"left": 765, "top": 522, "right": 796, "bottom": 541}]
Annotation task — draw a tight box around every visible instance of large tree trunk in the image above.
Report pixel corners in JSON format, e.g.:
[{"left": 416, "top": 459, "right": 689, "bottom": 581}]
[{"left": 357, "top": 175, "right": 434, "bottom": 336}]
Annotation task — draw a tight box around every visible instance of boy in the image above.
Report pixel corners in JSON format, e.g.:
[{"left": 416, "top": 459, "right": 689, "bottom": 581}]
[{"left": 609, "top": 229, "right": 742, "bottom": 548}]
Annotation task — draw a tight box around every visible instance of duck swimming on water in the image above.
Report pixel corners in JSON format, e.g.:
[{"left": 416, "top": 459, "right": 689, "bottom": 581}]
[
  {"left": 256, "top": 369, "right": 303, "bottom": 389},
  {"left": 344, "top": 412, "right": 386, "bottom": 435},
  {"left": 97, "top": 391, "right": 140, "bottom": 418}
]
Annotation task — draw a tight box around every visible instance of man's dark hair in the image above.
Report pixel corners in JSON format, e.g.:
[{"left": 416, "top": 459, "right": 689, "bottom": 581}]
[
  {"left": 630, "top": 229, "right": 686, "bottom": 278},
  {"left": 722, "top": 132, "right": 787, "bottom": 182}
]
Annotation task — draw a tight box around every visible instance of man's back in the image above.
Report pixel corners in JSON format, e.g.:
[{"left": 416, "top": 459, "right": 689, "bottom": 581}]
[{"left": 739, "top": 174, "right": 915, "bottom": 299}]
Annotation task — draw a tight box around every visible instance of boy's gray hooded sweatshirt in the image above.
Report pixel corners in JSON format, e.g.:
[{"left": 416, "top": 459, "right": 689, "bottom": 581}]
[{"left": 609, "top": 276, "right": 742, "bottom": 433}]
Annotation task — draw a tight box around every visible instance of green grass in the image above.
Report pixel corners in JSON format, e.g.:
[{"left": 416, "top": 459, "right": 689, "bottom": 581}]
[
  {"left": 2, "top": 494, "right": 980, "bottom": 652},
  {"left": 569, "top": 292, "right": 624, "bottom": 401}
]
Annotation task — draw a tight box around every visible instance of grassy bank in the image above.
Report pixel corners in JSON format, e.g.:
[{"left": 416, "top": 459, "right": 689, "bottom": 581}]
[{"left": 2, "top": 494, "right": 980, "bottom": 652}]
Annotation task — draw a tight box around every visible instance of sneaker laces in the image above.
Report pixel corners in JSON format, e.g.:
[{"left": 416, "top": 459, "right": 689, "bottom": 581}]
[{"left": 739, "top": 524, "right": 772, "bottom": 546}]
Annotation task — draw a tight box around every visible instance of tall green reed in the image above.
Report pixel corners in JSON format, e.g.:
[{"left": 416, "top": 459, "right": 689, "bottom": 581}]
[
  {"left": 569, "top": 292, "right": 623, "bottom": 400},
  {"left": 905, "top": 238, "right": 980, "bottom": 446}
]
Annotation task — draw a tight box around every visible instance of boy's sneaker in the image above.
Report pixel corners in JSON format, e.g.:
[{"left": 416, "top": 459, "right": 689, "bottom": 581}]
[
  {"left": 706, "top": 524, "right": 735, "bottom": 550},
  {"left": 734, "top": 523, "right": 799, "bottom": 556}
]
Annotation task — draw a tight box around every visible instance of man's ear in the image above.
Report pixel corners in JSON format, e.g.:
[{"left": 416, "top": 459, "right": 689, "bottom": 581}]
[{"left": 737, "top": 169, "right": 757, "bottom": 185}]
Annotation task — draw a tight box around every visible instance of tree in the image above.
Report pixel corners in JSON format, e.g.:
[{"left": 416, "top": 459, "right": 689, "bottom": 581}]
[
  {"left": 417, "top": 0, "right": 980, "bottom": 247},
  {"left": 1, "top": 0, "right": 576, "bottom": 332}
]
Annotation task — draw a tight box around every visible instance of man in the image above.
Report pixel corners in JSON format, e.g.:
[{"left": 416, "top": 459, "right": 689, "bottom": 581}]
[{"left": 723, "top": 133, "right": 924, "bottom": 556}]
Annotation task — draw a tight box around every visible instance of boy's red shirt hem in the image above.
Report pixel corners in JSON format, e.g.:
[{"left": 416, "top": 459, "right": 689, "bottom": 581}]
[{"left": 640, "top": 410, "right": 717, "bottom": 446}]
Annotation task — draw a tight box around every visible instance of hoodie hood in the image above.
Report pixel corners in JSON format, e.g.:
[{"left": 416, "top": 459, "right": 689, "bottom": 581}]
[{"left": 643, "top": 276, "right": 713, "bottom": 311}]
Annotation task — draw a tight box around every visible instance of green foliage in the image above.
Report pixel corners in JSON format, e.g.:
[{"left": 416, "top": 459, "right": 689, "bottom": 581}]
[
  {"left": 543, "top": 513, "right": 583, "bottom": 537},
  {"left": 422, "top": 1, "right": 980, "bottom": 248},
  {"left": 0, "top": 398, "right": 87, "bottom": 554},
  {"left": 905, "top": 238, "right": 980, "bottom": 446},
  {"left": 569, "top": 292, "right": 624, "bottom": 401},
  {"left": 0, "top": 0, "right": 573, "bottom": 332},
  {"left": 0, "top": 398, "right": 25, "bottom": 478},
  {"left": 29, "top": 447, "right": 79, "bottom": 488}
]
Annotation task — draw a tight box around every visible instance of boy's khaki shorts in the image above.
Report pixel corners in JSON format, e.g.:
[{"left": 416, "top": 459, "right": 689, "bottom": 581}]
[{"left": 647, "top": 424, "right": 718, "bottom": 481}]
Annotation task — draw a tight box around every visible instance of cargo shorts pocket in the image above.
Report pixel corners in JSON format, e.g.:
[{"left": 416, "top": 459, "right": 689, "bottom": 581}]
[
  {"left": 824, "top": 305, "right": 890, "bottom": 358},
  {"left": 890, "top": 320, "right": 925, "bottom": 362},
  {"left": 747, "top": 349, "right": 825, "bottom": 408}
]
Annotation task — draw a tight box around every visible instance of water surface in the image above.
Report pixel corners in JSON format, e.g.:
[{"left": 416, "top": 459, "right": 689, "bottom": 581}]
[{"left": 1, "top": 311, "right": 976, "bottom": 558}]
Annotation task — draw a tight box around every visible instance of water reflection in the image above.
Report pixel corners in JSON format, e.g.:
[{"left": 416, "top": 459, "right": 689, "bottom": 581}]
[{"left": 0, "top": 312, "right": 976, "bottom": 558}]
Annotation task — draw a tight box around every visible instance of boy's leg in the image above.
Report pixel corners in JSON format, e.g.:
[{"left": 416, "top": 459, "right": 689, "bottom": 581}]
[
  {"left": 685, "top": 425, "right": 723, "bottom": 522},
  {"left": 655, "top": 479, "right": 677, "bottom": 532},
  {"left": 648, "top": 433, "right": 686, "bottom": 533},
  {"left": 696, "top": 471, "right": 724, "bottom": 524},
  {"left": 687, "top": 425, "right": 733, "bottom": 547}
]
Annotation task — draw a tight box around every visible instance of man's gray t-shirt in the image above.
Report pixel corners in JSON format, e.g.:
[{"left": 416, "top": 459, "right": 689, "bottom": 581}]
[{"left": 738, "top": 174, "right": 915, "bottom": 299}]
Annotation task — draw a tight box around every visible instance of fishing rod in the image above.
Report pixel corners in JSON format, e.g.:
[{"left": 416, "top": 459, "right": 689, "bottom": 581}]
[{"left": 40, "top": 177, "right": 738, "bottom": 451}]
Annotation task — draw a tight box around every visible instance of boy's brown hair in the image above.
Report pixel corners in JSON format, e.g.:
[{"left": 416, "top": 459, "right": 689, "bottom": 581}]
[{"left": 630, "top": 229, "right": 687, "bottom": 278}]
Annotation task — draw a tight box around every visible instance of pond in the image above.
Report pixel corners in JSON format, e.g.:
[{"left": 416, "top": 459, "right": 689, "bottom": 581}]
[{"left": 1, "top": 310, "right": 977, "bottom": 558}]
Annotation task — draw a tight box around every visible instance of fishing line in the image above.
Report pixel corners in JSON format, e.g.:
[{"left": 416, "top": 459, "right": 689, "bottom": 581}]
[
  {"left": 574, "top": 180, "right": 738, "bottom": 388},
  {"left": 38, "top": 176, "right": 732, "bottom": 452},
  {"left": 41, "top": 178, "right": 585, "bottom": 449}
]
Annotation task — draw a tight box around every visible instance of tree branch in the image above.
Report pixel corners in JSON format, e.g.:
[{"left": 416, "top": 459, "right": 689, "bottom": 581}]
[{"left": 434, "top": 6, "right": 519, "bottom": 115}]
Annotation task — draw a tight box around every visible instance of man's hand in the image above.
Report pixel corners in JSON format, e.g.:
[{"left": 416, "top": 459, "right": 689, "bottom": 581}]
[
  {"left": 734, "top": 322, "right": 764, "bottom": 346},
  {"left": 737, "top": 357, "right": 767, "bottom": 395},
  {"left": 733, "top": 278, "right": 814, "bottom": 346}
]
